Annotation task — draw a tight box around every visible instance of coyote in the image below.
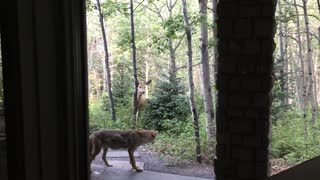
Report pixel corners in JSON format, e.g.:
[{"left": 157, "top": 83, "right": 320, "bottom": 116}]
[{"left": 88, "top": 129, "right": 157, "bottom": 172}]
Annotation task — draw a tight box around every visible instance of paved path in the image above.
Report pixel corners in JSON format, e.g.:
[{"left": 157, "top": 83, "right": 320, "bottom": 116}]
[{"left": 90, "top": 149, "right": 213, "bottom": 180}]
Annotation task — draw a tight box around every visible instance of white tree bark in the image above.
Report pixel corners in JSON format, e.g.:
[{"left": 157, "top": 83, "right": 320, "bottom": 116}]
[
  {"left": 302, "top": 0, "right": 318, "bottom": 126},
  {"left": 293, "top": 0, "right": 308, "bottom": 137},
  {"left": 182, "top": 0, "right": 202, "bottom": 163},
  {"left": 96, "top": 0, "right": 116, "bottom": 121},
  {"left": 199, "top": 0, "right": 215, "bottom": 162}
]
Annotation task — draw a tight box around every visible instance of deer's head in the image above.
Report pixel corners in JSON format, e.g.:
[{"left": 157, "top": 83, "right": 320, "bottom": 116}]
[{"left": 137, "top": 80, "right": 152, "bottom": 96}]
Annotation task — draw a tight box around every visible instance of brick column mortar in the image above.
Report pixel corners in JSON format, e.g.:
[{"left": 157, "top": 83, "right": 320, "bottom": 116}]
[{"left": 214, "top": 0, "right": 276, "bottom": 180}]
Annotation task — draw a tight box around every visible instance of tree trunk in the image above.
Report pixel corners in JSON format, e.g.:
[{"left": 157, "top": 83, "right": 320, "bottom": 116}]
[
  {"left": 168, "top": 0, "right": 177, "bottom": 77},
  {"left": 283, "top": 12, "right": 289, "bottom": 106},
  {"left": 169, "top": 39, "right": 176, "bottom": 76},
  {"left": 291, "top": 46, "right": 301, "bottom": 107},
  {"left": 318, "top": 27, "right": 320, "bottom": 102},
  {"left": 317, "top": 0, "right": 320, "bottom": 15},
  {"left": 146, "top": 15, "right": 151, "bottom": 98},
  {"left": 199, "top": 0, "right": 215, "bottom": 162},
  {"left": 96, "top": 0, "right": 116, "bottom": 121},
  {"left": 277, "top": 0, "right": 288, "bottom": 106},
  {"left": 211, "top": 0, "right": 218, "bottom": 110},
  {"left": 182, "top": 0, "right": 202, "bottom": 163},
  {"left": 293, "top": 0, "right": 308, "bottom": 138},
  {"left": 302, "top": 0, "right": 318, "bottom": 126},
  {"left": 130, "top": 0, "right": 139, "bottom": 126}
]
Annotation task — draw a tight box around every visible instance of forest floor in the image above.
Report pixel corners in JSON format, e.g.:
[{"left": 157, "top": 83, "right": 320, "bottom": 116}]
[
  {"left": 138, "top": 147, "right": 215, "bottom": 179},
  {"left": 139, "top": 147, "right": 294, "bottom": 178},
  {"left": 270, "top": 158, "right": 294, "bottom": 176},
  {"left": 92, "top": 146, "right": 293, "bottom": 178}
]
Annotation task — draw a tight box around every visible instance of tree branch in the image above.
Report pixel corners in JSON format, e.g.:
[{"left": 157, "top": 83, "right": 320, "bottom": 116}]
[
  {"left": 174, "top": 33, "right": 186, "bottom": 52},
  {"left": 279, "top": 14, "right": 320, "bottom": 23},
  {"left": 176, "top": 62, "right": 201, "bottom": 71},
  {"left": 133, "top": 0, "right": 146, "bottom": 12},
  {"left": 310, "top": 33, "right": 320, "bottom": 42},
  {"left": 172, "top": 0, "right": 178, "bottom": 9},
  {"left": 283, "top": 34, "right": 299, "bottom": 44},
  {"left": 283, "top": 0, "right": 303, "bottom": 8},
  {"left": 166, "top": 0, "right": 170, "bottom": 11},
  {"left": 135, "top": 1, "right": 165, "bottom": 21}
]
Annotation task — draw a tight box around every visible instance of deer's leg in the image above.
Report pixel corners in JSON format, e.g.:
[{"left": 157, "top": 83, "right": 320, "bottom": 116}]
[
  {"left": 128, "top": 148, "right": 142, "bottom": 172},
  {"left": 102, "top": 147, "right": 112, "bottom": 167}
]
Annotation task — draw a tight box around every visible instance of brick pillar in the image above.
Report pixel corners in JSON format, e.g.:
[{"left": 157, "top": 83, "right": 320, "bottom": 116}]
[{"left": 214, "top": 1, "right": 276, "bottom": 180}]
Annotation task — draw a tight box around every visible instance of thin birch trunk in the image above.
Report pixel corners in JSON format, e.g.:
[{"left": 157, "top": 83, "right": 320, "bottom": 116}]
[
  {"left": 293, "top": 0, "right": 308, "bottom": 138},
  {"left": 317, "top": 0, "right": 320, "bottom": 15},
  {"left": 277, "top": 0, "right": 286, "bottom": 106},
  {"left": 283, "top": 17, "right": 289, "bottom": 106},
  {"left": 182, "top": 0, "right": 202, "bottom": 163},
  {"left": 145, "top": 60, "right": 149, "bottom": 98},
  {"left": 146, "top": 14, "right": 151, "bottom": 98},
  {"left": 318, "top": 28, "right": 320, "bottom": 102},
  {"left": 211, "top": 0, "right": 218, "bottom": 110},
  {"left": 199, "top": 0, "right": 215, "bottom": 162},
  {"left": 302, "top": 0, "right": 318, "bottom": 126},
  {"left": 96, "top": 0, "right": 116, "bottom": 121},
  {"left": 168, "top": 0, "right": 177, "bottom": 77},
  {"left": 130, "top": 0, "right": 139, "bottom": 126},
  {"left": 88, "top": 39, "right": 95, "bottom": 100},
  {"left": 292, "top": 46, "right": 302, "bottom": 107}
]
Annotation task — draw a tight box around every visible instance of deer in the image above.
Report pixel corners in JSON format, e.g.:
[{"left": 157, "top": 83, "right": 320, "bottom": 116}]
[{"left": 135, "top": 80, "right": 152, "bottom": 120}]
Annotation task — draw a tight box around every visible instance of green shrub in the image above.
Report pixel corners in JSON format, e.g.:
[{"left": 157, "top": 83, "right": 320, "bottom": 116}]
[
  {"left": 89, "top": 95, "right": 133, "bottom": 132},
  {"left": 89, "top": 99, "right": 111, "bottom": 132},
  {"left": 112, "top": 67, "right": 133, "bottom": 108},
  {"left": 146, "top": 112, "right": 213, "bottom": 163},
  {"left": 141, "top": 73, "right": 190, "bottom": 132},
  {"left": 271, "top": 109, "right": 320, "bottom": 163}
]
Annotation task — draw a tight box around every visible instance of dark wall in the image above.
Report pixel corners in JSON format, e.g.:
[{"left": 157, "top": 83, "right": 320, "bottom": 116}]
[
  {"left": 214, "top": 0, "right": 276, "bottom": 179},
  {"left": 1, "top": 0, "right": 89, "bottom": 180},
  {"left": 0, "top": 110, "right": 7, "bottom": 180}
]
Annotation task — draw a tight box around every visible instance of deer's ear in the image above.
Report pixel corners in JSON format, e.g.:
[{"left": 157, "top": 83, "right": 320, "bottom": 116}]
[{"left": 145, "top": 80, "right": 152, "bottom": 85}]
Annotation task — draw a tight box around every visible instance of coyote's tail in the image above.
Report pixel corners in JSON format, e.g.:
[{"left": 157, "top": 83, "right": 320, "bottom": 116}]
[{"left": 88, "top": 134, "right": 95, "bottom": 158}]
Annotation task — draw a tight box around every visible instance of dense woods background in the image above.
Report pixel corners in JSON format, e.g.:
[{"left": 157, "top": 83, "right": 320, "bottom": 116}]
[
  {"left": 0, "top": 0, "right": 318, "bottom": 176},
  {"left": 90, "top": 0, "right": 320, "bottom": 171}
]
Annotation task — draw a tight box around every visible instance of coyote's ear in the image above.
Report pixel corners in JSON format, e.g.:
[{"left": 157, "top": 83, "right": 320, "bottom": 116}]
[{"left": 145, "top": 80, "right": 152, "bottom": 85}]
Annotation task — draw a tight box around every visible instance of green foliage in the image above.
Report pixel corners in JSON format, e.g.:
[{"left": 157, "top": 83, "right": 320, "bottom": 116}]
[
  {"left": 86, "top": 0, "right": 95, "bottom": 12},
  {"left": 86, "top": 0, "right": 129, "bottom": 17},
  {"left": 116, "top": 30, "right": 132, "bottom": 51},
  {"left": 89, "top": 96, "right": 132, "bottom": 133},
  {"left": 112, "top": 64, "right": 133, "bottom": 107},
  {"left": 148, "top": 130, "right": 196, "bottom": 162},
  {"left": 146, "top": 113, "right": 211, "bottom": 163},
  {"left": 141, "top": 73, "right": 190, "bottom": 132},
  {"left": 271, "top": 60, "right": 295, "bottom": 122},
  {"left": 195, "top": 93, "right": 205, "bottom": 113},
  {"left": 272, "top": 109, "right": 320, "bottom": 163},
  {"left": 162, "top": 15, "right": 185, "bottom": 39},
  {"left": 150, "top": 34, "right": 167, "bottom": 53},
  {"left": 271, "top": 80, "right": 289, "bottom": 121},
  {"left": 89, "top": 98, "right": 110, "bottom": 131},
  {"left": 101, "top": 0, "right": 129, "bottom": 17},
  {"left": 150, "top": 14, "right": 188, "bottom": 54},
  {"left": 275, "top": 5, "right": 296, "bottom": 24}
]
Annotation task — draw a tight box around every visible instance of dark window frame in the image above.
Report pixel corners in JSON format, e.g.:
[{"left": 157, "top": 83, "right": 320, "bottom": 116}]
[{"left": 1, "top": 0, "right": 89, "bottom": 180}]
